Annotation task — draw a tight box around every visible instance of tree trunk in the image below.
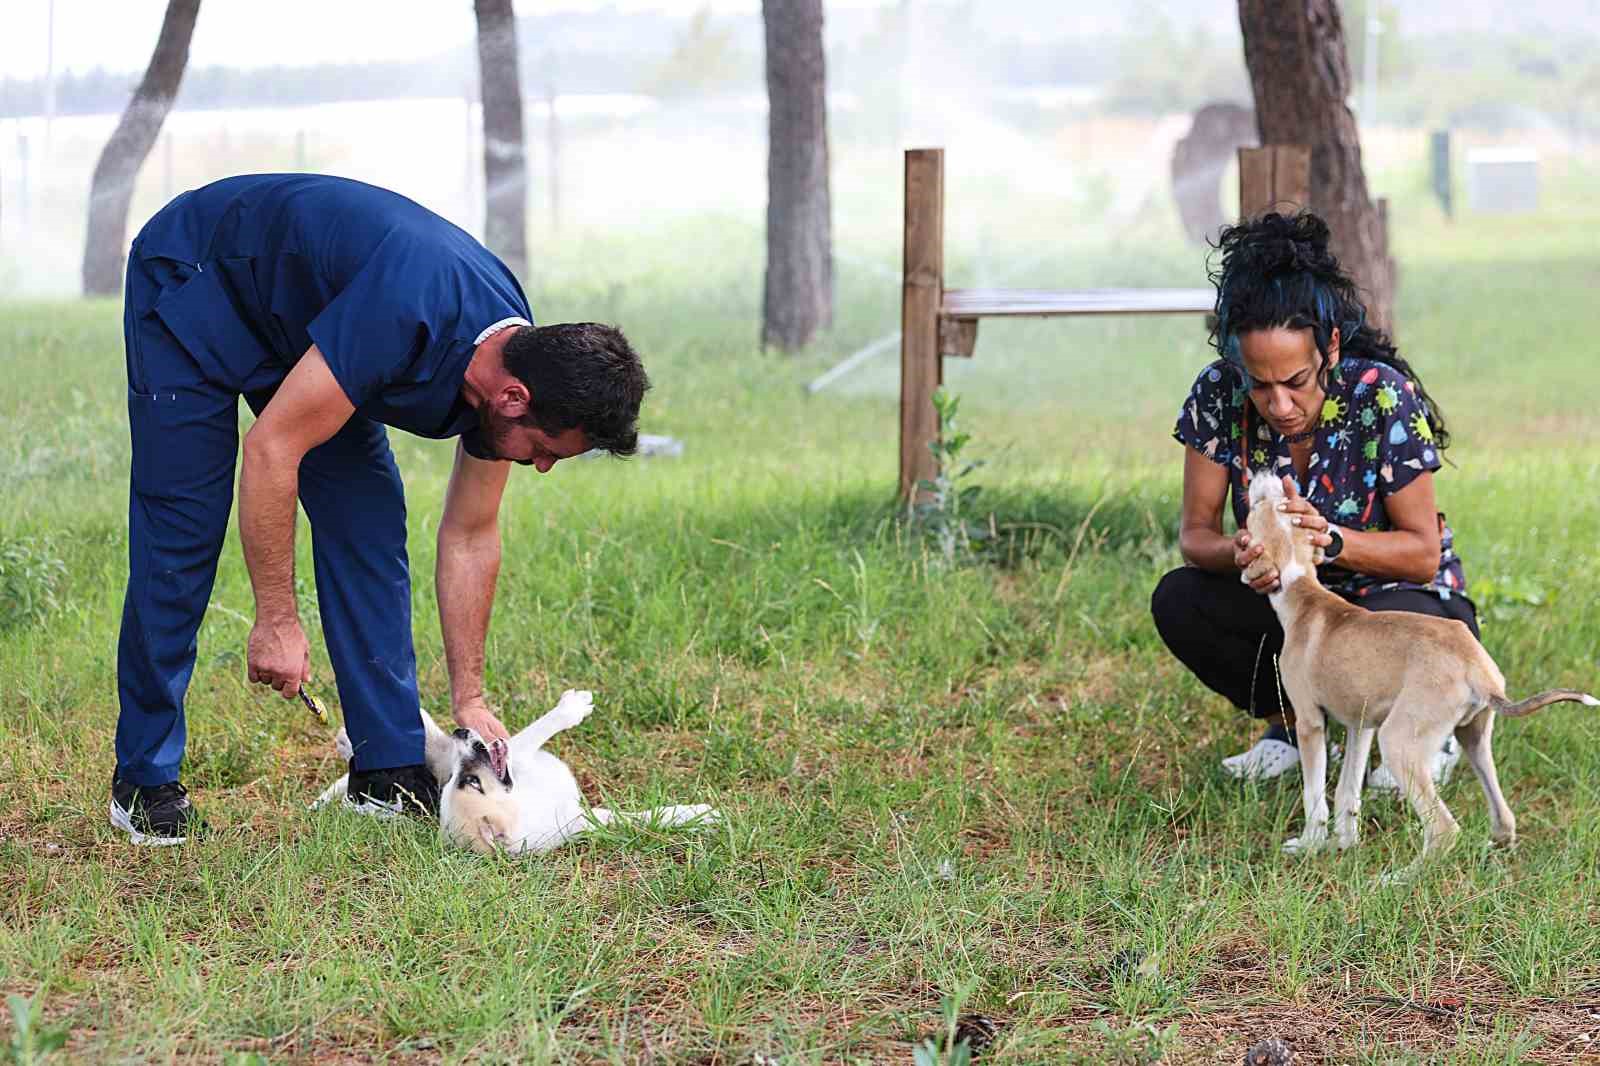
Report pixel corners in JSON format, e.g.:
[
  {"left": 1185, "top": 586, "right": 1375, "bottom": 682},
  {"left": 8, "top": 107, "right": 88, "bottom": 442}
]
[
  {"left": 81, "top": 0, "right": 200, "bottom": 297},
  {"left": 1237, "top": 0, "right": 1394, "bottom": 333},
  {"left": 474, "top": 0, "right": 528, "bottom": 279},
  {"left": 761, "top": 0, "right": 833, "bottom": 352}
]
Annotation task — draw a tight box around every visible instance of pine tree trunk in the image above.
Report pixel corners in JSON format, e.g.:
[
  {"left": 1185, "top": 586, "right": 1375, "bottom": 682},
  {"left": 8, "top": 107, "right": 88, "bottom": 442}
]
[
  {"left": 761, "top": 0, "right": 833, "bottom": 352},
  {"left": 1237, "top": 0, "right": 1395, "bottom": 333},
  {"left": 81, "top": 0, "right": 200, "bottom": 297},
  {"left": 475, "top": 0, "right": 528, "bottom": 279}
]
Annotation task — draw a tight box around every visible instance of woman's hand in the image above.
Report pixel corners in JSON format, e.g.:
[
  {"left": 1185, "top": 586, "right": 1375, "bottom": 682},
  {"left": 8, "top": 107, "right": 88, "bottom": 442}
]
[
  {"left": 1275, "top": 475, "right": 1335, "bottom": 562},
  {"left": 1234, "top": 528, "right": 1280, "bottom": 593}
]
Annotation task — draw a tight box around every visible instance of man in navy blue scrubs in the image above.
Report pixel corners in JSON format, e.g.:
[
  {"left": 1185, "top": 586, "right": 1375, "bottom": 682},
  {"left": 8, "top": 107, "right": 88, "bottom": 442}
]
[{"left": 110, "top": 174, "right": 648, "bottom": 844}]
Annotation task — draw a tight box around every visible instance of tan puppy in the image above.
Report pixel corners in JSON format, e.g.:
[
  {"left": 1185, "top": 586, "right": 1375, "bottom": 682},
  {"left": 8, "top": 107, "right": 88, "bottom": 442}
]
[{"left": 1241, "top": 473, "right": 1596, "bottom": 874}]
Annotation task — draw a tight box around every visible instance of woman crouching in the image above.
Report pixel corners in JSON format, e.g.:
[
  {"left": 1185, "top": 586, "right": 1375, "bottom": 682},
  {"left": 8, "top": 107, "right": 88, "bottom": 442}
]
[{"left": 1152, "top": 211, "right": 1476, "bottom": 787}]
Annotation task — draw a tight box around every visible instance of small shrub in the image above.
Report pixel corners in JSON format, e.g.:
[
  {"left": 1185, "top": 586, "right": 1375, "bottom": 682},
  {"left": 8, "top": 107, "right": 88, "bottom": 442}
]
[
  {"left": 0, "top": 537, "right": 67, "bottom": 631},
  {"left": 910, "top": 388, "right": 991, "bottom": 568}
]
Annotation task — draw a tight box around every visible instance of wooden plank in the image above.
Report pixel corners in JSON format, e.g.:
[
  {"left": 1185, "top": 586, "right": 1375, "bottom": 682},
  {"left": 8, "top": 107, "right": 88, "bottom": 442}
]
[
  {"left": 1238, "top": 145, "right": 1310, "bottom": 218},
  {"left": 938, "top": 315, "right": 978, "bottom": 358},
  {"left": 942, "top": 288, "right": 1214, "bottom": 318},
  {"left": 900, "top": 148, "right": 944, "bottom": 501}
]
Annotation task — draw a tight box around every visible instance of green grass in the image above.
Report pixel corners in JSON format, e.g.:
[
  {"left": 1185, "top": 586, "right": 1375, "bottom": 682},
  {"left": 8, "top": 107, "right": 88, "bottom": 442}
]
[{"left": 3, "top": 179, "right": 1600, "bottom": 1063}]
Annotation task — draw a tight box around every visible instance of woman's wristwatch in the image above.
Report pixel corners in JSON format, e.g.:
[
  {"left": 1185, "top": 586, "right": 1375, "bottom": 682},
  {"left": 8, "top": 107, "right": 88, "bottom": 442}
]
[{"left": 1323, "top": 524, "right": 1345, "bottom": 563}]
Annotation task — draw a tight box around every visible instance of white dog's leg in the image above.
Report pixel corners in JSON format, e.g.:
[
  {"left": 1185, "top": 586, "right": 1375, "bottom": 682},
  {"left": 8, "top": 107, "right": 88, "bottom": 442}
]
[
  {"left": 508, "top": 689, "right": 595, "bottom": 758},
  {"left": 1283, "top": 699, "right": 1330, "bottom": 855},
  {"left": 591, "top": 804, "right": 720, "bottom": 829},
  {"left": 311, "top": 773, "right": 349, "bottom": 810},
  {"left": 1334, "top": 722, "right": 1377, "bottom": 850}
]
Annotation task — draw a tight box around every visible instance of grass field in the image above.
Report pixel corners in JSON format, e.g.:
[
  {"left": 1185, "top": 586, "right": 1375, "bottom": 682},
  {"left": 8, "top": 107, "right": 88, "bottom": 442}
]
[{"left": 2, "top": 167, "right": 1599, "bottom": 1064}]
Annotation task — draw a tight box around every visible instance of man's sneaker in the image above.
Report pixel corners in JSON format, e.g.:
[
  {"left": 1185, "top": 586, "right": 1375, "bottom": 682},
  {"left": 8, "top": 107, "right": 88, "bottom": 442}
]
[
  {"left": 1367, "top": 736, "right": 1461, "bottom": 793},
  {"left": 345, "top": 763, "right": 440, "bottom": 819},
  {"left": 1221, "top": 736, "right": 1301, "bottom": 781},
  {"left": 109, "top": 775, "right": 205, "bottom": 846}
]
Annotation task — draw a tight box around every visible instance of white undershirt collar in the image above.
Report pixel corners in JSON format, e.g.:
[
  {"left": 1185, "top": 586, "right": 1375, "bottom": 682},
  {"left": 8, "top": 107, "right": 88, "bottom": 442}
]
[{"left": 473, "top": 316, "right": 532, "bottom": 345}]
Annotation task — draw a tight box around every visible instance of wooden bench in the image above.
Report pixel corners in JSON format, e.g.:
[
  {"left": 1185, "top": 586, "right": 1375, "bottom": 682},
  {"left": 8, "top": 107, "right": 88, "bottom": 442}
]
[{"left": 898, "top": 145, "right": 1315, "bottom": 500}]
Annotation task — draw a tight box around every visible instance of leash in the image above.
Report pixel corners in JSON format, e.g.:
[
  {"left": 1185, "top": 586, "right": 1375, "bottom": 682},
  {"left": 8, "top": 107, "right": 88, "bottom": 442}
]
[{"left": 297, "top": 685, "right": 330, "bottom": 726}]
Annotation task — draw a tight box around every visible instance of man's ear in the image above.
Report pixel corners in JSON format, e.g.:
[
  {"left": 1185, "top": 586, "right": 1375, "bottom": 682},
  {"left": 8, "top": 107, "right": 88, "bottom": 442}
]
[
  {"left": 495, "top": 380, "right": 531, "bottom": 420},
  {"left": 1326, "top": 326, "right": 1341, "bottom": 372}
]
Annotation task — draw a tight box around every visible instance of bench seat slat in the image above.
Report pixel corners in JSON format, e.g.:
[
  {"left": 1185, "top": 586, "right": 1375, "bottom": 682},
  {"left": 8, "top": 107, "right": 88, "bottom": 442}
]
[{"left": 941, "top": 287, "right": 1215, "bottom": 317}]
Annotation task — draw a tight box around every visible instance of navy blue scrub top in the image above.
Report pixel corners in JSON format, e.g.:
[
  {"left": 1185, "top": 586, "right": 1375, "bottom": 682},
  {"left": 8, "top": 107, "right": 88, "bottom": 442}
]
[{"left": 132, "top": 173, "right": 532, "bottom": 460}]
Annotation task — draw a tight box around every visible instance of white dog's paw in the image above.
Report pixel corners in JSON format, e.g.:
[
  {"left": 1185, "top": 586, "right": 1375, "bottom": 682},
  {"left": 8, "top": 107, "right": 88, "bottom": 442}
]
[
  {"left": 676, "top": 804, "right": 720, "bottom": 826},
  {"left": 1335, "top": 823, "right": 1361, "bottom": 851},
  {"left": 552, "top": 689, "right": 594, "bottom": 726},
  {"left": 334, "top": 727, "right": 353, "bottom": 762},
  {"left": 1282, "top": 831, "right": 1329, "bottom": 856}
]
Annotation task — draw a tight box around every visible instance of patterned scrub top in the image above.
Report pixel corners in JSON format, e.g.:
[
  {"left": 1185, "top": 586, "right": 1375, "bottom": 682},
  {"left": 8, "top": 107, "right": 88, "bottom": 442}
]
[{"left": 1173, "top": 356, "right": 1468, "bottom": 601}]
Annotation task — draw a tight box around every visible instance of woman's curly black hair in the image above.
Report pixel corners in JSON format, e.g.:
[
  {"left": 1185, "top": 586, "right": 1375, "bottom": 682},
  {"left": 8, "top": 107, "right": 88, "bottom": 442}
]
[{"left": 1208, "top": 211, "right": 1449, "bottom": 450}]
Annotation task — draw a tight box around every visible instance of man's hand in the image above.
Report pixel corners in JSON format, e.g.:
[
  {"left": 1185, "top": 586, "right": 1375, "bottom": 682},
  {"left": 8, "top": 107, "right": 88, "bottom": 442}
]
[
  {"left": 454, "top": 697, "right": 511, "bottom": 744},
  {"left": 248, "top": 616, "right": 311, "bottom": 699}
]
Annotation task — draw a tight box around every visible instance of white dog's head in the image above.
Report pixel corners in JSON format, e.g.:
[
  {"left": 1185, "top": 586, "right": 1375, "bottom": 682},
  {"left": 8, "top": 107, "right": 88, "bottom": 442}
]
[
  {"left": 442, "top": 728, "right": 518, "bottom": 854},
  {"left": 1243, "top": 471, "right": 1317, "bottom": 586}
]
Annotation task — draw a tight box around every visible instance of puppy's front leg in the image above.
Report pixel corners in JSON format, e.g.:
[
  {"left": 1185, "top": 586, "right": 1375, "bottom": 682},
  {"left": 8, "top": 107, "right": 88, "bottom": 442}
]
[
  {"left": 1283, "top": 699, "right": 1330, "bottom": 855},
  {"left": 1334, "top": 722, "right": 1376, "bottom": 850},
  {"left": 509, "top": 689, "right": 595, "bottom": 757}
]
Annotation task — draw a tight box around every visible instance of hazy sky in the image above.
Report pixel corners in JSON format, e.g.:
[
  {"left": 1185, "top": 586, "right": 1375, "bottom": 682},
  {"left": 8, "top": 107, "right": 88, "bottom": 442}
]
[{"left": 0, "top": 0, "right": 907, "bottom": 80}]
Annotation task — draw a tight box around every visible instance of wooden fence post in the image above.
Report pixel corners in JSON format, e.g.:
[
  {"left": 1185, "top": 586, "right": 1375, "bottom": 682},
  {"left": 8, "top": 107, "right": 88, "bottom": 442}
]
[
  {"left": 900, "top": 148, "right": 944, "bottom": 501},
  {"left": 1237, "top": 145, "right": 1310, "bottom": 219}
]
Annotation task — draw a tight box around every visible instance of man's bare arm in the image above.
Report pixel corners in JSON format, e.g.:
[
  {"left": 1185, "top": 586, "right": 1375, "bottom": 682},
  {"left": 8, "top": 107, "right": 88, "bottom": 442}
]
[
  {"left": 437, "top": 440, "right": 512, "bottom": 740},
  {"left": 239, "top": 345, "right": 354, "bottom": 696}
]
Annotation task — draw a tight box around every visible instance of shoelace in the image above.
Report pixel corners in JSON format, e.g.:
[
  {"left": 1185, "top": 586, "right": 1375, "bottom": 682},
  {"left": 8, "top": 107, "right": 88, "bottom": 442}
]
[{"left": 140, "top": 781, "right": 190, "bottom": 810}]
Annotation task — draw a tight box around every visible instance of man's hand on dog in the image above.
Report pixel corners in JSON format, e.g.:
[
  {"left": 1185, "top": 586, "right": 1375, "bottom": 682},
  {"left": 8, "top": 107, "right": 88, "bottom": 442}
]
[
  {"left": 454, "top": 697, "right": 511, "bottom": 744},
  {"left": 1236, "top": 475, "right": 1337, "bottom": 593},
  {"left": 247, "top": 616, "right": 311, "bottom": 698}
]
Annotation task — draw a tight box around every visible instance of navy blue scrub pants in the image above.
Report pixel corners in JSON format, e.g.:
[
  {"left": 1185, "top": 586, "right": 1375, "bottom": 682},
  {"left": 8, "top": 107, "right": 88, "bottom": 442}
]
[{"left": 116, "top": 252, "right": 426, "bottom": 785}]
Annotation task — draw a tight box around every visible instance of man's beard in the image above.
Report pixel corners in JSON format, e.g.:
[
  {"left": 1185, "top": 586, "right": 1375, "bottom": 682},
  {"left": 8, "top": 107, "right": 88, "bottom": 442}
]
[{"left": 476, "top": 405, "right": 521, "bottom": 462}]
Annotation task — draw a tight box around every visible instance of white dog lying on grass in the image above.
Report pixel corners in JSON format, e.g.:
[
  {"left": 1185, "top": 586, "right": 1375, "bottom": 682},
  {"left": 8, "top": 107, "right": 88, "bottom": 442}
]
[{"left": 313, "top": 689, "right": 718, "bottom": 854}]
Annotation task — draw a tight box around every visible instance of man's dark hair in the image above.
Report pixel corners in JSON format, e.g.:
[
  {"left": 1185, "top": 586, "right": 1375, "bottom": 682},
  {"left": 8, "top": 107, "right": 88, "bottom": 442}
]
[{"left": 502, "top": 323, "right": 650, "bottom": 456}]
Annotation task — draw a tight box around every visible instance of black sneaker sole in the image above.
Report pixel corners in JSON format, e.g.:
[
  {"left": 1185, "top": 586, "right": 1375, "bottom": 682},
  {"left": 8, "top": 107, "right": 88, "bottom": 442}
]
[{"left": 108, "top": 800, "right": 190, "bottom": 846}]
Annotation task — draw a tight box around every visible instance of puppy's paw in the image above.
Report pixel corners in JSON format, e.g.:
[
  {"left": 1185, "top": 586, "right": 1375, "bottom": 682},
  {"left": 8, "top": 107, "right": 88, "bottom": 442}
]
[
  {"left": 553, "top": 689, "right": 594, "bottom": 726},
  {"left": 1282, "top": 832, "right": 1329, "bottom": 856},
  {"left": 334, "top": 727, "right": 353, "bottom": 762}
]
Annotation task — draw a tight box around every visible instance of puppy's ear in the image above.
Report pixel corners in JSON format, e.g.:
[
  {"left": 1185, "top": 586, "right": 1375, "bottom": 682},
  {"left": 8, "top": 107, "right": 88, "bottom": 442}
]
[{"left": 488, "top": 738, "right": 509, "bottom": 779}]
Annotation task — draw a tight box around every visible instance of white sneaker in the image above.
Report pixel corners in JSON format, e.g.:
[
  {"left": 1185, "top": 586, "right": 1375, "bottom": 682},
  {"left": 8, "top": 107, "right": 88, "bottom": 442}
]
[
  {"left": 1222, "top": 737, "right": 1300, "bottom": 781},
  {"left": 1367, "top": 737, "right": 1460, "bottom": 792}
]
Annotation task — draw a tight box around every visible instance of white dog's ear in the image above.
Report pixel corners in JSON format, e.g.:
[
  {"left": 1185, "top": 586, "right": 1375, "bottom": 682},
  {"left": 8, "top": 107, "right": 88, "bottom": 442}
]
[{"left": 478, "top": 818, "right": 506, "bottom": 851}]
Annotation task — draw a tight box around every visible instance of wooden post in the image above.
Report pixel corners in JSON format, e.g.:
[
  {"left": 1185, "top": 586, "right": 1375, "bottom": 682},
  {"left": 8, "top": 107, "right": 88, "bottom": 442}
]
[
  {"left": 1237, "top": 145, "right": 1310, "bottom": 218},
  {"left": 900, "top": 148, "right": 944, "bottom": 501}
]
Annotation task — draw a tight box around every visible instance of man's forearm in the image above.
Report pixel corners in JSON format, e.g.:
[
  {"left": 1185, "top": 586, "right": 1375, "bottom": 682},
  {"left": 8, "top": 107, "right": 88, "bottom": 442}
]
[
  {"left": 239, "top": 431, "right": 302, "bottom": 622},
  {"left": 437, "top": 525, "right": 501, "bottom": 714}
]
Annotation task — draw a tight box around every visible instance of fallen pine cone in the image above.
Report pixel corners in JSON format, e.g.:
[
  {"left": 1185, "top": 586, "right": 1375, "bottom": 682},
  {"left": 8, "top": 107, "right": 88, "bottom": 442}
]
[
  {"left": 952, "top": 1014, "right": 999, "bottom": 1056},
  {"left": 1243, "top": 1036, "right": 1293, "bottom": 1066}
]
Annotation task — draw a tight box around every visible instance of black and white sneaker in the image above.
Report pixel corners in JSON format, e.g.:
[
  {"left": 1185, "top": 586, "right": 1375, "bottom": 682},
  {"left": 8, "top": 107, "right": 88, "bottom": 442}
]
[
  {"left": 345, "top": 763, "right": 440, "bottom": 819},
  {"left": 109, "top": 775, "right": 205, "bottom": 846}
]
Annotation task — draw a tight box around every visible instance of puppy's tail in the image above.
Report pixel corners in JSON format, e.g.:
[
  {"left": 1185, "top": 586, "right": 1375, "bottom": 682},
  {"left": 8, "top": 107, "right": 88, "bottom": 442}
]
[{"left": 1491, "top": 690, "right": 1600, "bottom": 718}]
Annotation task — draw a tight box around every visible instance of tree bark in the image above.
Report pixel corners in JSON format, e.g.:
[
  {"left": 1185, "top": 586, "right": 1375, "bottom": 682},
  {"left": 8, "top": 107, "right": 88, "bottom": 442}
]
[
  {"left": 1237, "top": 0, "right": 1394, "bottom": 333},
  {"left": 474, "top": 0, "right": 528, "bottom": 279},
  {"left": 1172, "top": 102, "right": 1257, "bottom": 244},
  {"left": 761, "top": 0, "right": 833, "bottom": 352},
  {"left": 81, "top": 0, "right": 200, "bottom": 297}
]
